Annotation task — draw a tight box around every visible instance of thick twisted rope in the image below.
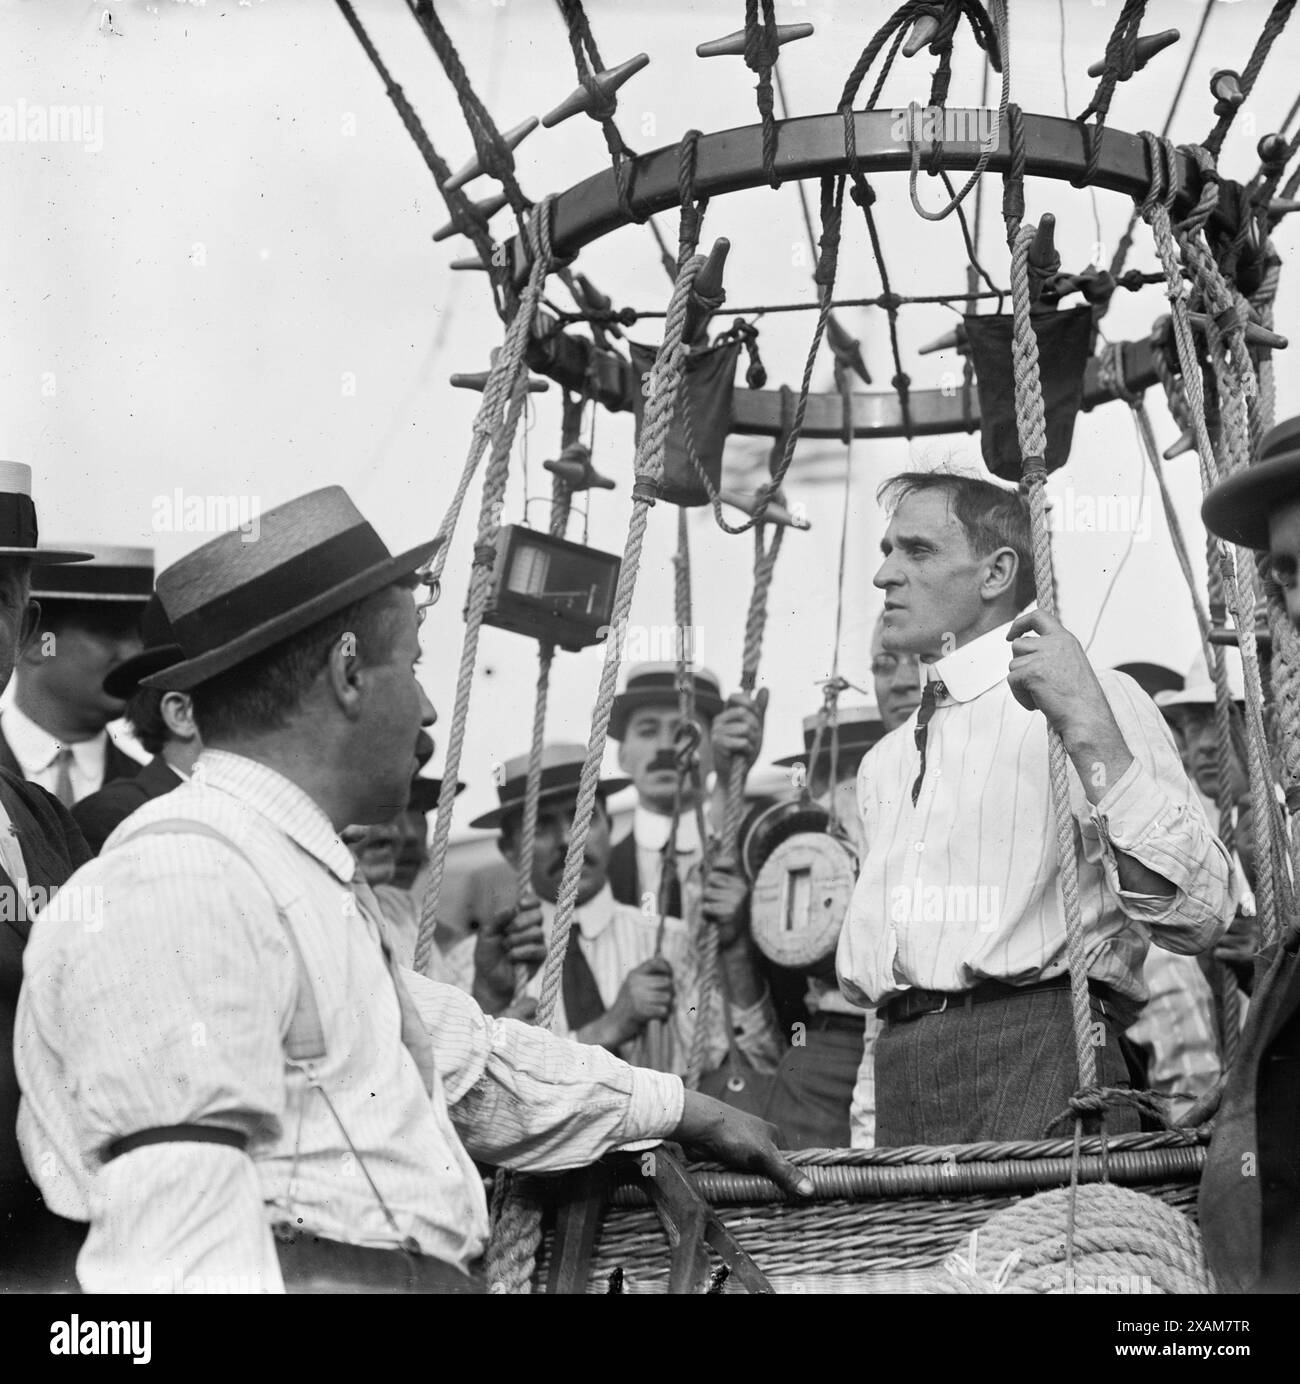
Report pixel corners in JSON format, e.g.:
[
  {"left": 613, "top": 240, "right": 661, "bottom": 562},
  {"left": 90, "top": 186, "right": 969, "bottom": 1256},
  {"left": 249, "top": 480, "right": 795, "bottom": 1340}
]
[
  {"left": 1143, "top": 153, "right": 1283, "bottom": 950},
  {"left": 1203, "top": 0, "right": 1296, "bottom": 160},
  {"left": 1072, "top": 0, "right": 1146, "bottom": 190},
  {"left": 744, "top": 0, "right": 783, "bottom": 188},
  {"left": 414, "top": 203, "right": 555, "bottom": 976},
  {"left": 486, "top": 254, "right": 704, "bottom": 1293}
]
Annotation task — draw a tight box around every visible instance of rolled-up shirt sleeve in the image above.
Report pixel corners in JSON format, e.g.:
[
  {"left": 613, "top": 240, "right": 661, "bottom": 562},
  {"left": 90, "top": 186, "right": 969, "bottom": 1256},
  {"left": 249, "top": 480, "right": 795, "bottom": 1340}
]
[
  {"left": 405, "top": 971, "right": 684, "bottom": 1171},
  {"left": 1083, "top": 673, "right": 1234, "bottom": 952}
]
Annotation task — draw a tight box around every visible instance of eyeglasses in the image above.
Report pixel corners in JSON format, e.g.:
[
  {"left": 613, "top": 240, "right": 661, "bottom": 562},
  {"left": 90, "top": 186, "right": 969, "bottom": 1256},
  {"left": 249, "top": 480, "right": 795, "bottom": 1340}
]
[{"left": 871, "top": 652, "right": 920, "bottom": 677}]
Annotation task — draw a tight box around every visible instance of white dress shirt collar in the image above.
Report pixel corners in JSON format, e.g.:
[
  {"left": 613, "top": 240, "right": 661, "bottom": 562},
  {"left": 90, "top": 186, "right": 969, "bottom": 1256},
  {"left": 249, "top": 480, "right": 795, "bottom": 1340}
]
[
  {"left": 542, "top": 882, "right": 616, "bottom": 942},
  {"left": 3, "top": 700, "right": 106, "bottom": 782},
  {"left": 193, "top": 747, "right": 357, "bottom": 885},
  {"left": 930, "top": 616, "right": 1021, "bottom": 705},
  {"left": 633, "top": 803, "right": 701, "bottom": 855}
]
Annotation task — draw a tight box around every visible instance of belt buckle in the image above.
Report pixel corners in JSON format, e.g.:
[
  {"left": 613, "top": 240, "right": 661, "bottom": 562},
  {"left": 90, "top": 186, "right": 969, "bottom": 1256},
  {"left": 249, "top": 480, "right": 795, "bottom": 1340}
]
[{"left": 928, "top": 993, "right": 949, "bottom": 1016}]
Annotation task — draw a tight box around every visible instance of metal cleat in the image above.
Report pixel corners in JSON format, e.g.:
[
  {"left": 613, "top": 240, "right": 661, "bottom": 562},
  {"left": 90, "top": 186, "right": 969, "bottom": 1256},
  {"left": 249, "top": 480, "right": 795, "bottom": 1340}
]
[
  {"left": 1162, "top": 429, "right": 1197, "bottom": 460},
  {"left": 432, "top": 192, "right": 509, "bottom": 243},
  {"left": 683, "top": 238, "right": 730, "bottom": 344},
  {"left": 1210, "top": 70, "right": 1244, "bottom": 117},
  {"left": 902, "top": 13, "right": 941, "bottom": 59},
  {"left": 1187, "top": 310, "right": 1287, "bottom": 350},
  {"left": 544, "top": 443, "right": 616, "bottom": 492},
  {"left": 1086, "top": 27, "right": 1179, "bottom": 78},
  {"left": 826, "top": 313, "right": 871, "bottom": 384},
  {"left": 918, "top": 325, "right": 969, "bottom": 356},
  {"left": 696, "top": 23, "right": 813, "bottom": 58},
  {"left": 720, "top": 489, "right": 809, "bottom": 529},
  {"left": 441, "top": 117, "right": 539, "bottom": 194},
  {"left": 543, "top": 54, "right": 649, "bottom": 128}
]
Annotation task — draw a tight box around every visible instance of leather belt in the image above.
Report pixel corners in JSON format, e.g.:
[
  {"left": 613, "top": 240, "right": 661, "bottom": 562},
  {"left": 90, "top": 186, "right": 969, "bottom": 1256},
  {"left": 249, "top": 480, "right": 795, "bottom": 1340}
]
[
  {"left": 105, "top": 1124, "right": 248, "bottom": 1162},
  {"left": 806, "top": 1009, "right": 868, "bottom": 1035},
  {"left": 879, "top": 974, "right": 1120, "bottom": 1025},
  {"left": 272, "top": 1223, "right": 485, "bottom": 1295}
]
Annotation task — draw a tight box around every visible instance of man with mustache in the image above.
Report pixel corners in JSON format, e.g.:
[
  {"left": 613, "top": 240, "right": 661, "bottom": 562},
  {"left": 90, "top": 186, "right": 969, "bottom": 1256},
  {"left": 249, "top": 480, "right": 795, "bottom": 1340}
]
[
  {"left": 470, "top": 743, "right": 780, "bottom": 1078},
  {"left": 839, "top": 470, "right": 1232, "bottom": 1144}
]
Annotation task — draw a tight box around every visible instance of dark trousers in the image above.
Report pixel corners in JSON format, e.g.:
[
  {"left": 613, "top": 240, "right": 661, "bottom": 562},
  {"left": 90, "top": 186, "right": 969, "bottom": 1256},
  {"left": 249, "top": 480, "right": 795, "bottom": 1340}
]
[
  {"left": 875, "top": 986, "right": 1139, "bottom": 1145},
  {"left": 763, "top": 1014, "right": 863, "bottom": 1149},
  {"left": 0, "top": 1196, "right": 86, "bottom": 1293}
]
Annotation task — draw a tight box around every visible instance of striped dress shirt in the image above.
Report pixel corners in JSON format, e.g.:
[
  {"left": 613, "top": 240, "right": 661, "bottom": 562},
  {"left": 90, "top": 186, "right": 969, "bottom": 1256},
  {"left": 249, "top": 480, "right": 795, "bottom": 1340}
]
[
  {"left": 522, "top": 887, "right": 782, "bottom": 1077},
  {"left": 837, "top": 619, "right": 1234, "bottom": 1014},
  {"left": 15, "top": 750, "right": 683, "bottom": 1293}
]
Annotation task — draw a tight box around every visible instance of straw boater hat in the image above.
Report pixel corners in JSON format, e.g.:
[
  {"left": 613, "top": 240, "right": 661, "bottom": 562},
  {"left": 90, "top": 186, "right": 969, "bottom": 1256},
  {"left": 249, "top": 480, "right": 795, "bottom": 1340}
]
[
  {"left": 102, "top": 593, "right": 184, "bottom": 700},
  {"left": 31, "top": 543, "right": 154, "bottom": 603},
  {"left": 1112, "top": 662, "right": 1184, "bottom": 701},
  {"left": 1154, "top": 647, "right": 1245, "bottom": 711},
  {"left": 0, "top": 461, "right": 91, "bottom": 565},
  {"left": 772, "top": 704, "right": 886, "bottom": 771},
  {"left": 1201, "top": 414, "right": 1300, "bottom": 550},
  {"left": 608, "top": 663, "right": 726, "bottom": 741},
  {"left": 469, "top": 742, "right": 630, "bottom": 830},
  {"left": 142, "top": 487, "right": 441, "bottom": 692}
]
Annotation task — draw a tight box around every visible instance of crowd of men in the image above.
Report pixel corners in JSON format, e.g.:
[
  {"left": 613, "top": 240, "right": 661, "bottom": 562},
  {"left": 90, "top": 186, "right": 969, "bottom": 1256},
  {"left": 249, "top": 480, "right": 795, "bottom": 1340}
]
[{"left": 0, "top": 419, "right": 1298, "bottom": 1292}]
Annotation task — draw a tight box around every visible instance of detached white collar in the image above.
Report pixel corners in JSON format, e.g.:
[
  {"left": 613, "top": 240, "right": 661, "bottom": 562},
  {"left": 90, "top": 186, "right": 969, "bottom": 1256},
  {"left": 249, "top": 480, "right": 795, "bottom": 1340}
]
[
  {"left": 633, "top": 803, "right": 702, "bottom": 854},
  {"left": 542, "top": 883, "right": 616, "bottom": 942},
  {"left": 930, "top": 613, "right": 1033, "bottom": 705}
]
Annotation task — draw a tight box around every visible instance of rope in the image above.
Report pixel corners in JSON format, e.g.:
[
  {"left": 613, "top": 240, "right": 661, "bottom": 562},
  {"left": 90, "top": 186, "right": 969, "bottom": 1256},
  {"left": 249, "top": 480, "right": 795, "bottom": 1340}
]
[
  {"left": 1142, "top": 141, "right": 1284, "bottom": 951},
  {"left": 1203, "top": 0, "right": 1296, "bottom": 160},
  {"left": 406, "top": 1, "right": 531, "bottom": 217},
  {"left": 414, "top": 201, "right": 556, "bottom": 977},
  {"left": 334, "top": 0, "right": 509, "bottom": 319},
  {"left": 1072, "top": 0, "right": 1146, "bottom": 191},
  {"left": 744, "top": 0, "right": 783, "bottom": 188},
  {"left": 486, "top": 251, "right": 705, "bottom": 1294}
]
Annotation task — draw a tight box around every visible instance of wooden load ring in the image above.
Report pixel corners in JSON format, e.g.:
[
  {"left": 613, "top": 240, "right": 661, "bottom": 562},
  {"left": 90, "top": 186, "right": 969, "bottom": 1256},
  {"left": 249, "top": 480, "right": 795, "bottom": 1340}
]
[{"left": 746, "top": 800, "right": 858, "bottom": 971}]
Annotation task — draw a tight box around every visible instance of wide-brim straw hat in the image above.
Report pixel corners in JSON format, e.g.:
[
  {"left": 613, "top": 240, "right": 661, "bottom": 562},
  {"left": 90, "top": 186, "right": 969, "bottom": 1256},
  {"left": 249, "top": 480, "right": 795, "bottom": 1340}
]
[
  {"left": 1201, "top": 414, "right": 1300, "bottom": 551},
  {"left": 0, "top": 461, "right": 91, "bottom": 564},
  {"left": 103, "top": 592, "right": 184, "bottom": 700},
  {"left": 143, "top": 486, "right": 440, "bottom": 692},
  {"left": 470, "top": 742, "right": 630, "bottom": 830}
]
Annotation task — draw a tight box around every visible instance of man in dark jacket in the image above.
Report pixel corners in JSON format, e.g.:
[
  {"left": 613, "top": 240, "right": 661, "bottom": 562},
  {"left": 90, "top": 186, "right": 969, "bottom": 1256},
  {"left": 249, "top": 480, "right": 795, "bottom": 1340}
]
[
  {"left": 0, "top": 463, "right": 96, "bottom": 1290},
  {"left": 72, "top": 594, "right": 198, "bottom": 853}
]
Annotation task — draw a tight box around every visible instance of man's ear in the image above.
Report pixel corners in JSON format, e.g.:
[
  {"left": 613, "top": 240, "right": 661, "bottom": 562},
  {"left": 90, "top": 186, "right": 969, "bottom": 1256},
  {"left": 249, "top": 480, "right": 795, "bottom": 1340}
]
[
  {"left": 981, "top": 547, "right": 1020, "bottom": 604},
  {"left": 324, "top": 634, "right": 364, "bottom": 718},
  {"left": 497, "top": 832, "right": 520, "bottom": 869},
  {"left": 160, "top": 691, "right": 200, "bottom": 743},
  {"left": 17, "top": 599, "right": 44, "bottom": 667}
]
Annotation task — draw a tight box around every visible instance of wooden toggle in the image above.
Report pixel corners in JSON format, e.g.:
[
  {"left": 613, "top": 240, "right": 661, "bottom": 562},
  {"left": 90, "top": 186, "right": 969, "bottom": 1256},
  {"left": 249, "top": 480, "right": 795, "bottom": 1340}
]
[
  {"left": 1257, "top": 133, "right": 1291, "bottom": 175},
  {"left": 1087, "top": 27, "right": 1179, "bottom": 78},
  {"left": 544, "top": 443, "right": 615, "bottom": 492},
  {"left": 1270, "top": 198, "right": 1300, "bottom": 217},
  {"left": 696, "top": 22, "right": 813, "bottom": 58},
  {"left": 449, "top": 253, "right": 490, "bottom": 271},
  {"left": 1162, "top": 429, "right": 1197, "bottom": 460},
  {"left": 1210, "top": 69, "right": 1244, "bottom": 116},
  {"left": 441, "top": 117, "right": 539, "bottom": 194},
  {"left": 918, "top": 325, "right": 969, "bottom": 356},
  {"left": 432, "top": 192, "right": 509, "bottom": 244},
  {"left": 902, "top": 13, "right": 941, "bottom": 58},
  {"left": 683, "top": 238, "right": 730, "bottom": 344},
  {"left": 542, "top": 53, "right": 650, "bottom": 128},
  {"left": 826, "top": 313, "right": 871, "bottom": 384},
  {"left": 450, "top": 352, "right": 550, "bottom": 392},
  {"left": 1187, "top": 309, "right": 1288, "bottom": 350},
  {"left": 720, "top": 488, "right": 809, "bottom": 529}
]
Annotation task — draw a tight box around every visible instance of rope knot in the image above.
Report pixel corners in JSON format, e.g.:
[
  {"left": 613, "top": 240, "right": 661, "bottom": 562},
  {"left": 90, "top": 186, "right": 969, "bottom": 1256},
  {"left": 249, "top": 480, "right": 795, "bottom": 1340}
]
[
  {"left": 471, "top": 540, "right": 499, "bottom": 569},
  {"left": 631, "top": 478, "right": 661, "bottom": 506},
  {"left": 1019, "top": 456, "right": 1048, "bottom": 490},
  {"left": 579, "top": 73, "right": 619, "bottom": 123},
  {"left": 891, "top": 371, "right": 912, "bottom": 394},
  {"left": 849, "top": 179, "right": 876, "bottom": 209}
]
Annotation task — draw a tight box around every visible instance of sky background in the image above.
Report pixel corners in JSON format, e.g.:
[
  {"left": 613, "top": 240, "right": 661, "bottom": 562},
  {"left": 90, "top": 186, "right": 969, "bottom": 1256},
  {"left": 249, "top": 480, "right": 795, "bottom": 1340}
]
[{"left": 1, "top": 0, "right": 1297, "bottom": 833}]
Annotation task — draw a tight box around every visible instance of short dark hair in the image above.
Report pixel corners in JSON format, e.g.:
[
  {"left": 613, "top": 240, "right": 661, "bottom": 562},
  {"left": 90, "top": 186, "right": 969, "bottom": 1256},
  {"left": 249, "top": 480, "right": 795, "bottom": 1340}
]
[
  {"left": 499, "top": 791, "right": 610, "bottom": 849},
  {"left": 877, "top": 470, "right": 1036, "bottom": 610},
  {"left": 190, "top": 583, "right": 409, "bottom": 743},
  {"left": 124, "top": 686, "right": 168, "bottom": 755}
]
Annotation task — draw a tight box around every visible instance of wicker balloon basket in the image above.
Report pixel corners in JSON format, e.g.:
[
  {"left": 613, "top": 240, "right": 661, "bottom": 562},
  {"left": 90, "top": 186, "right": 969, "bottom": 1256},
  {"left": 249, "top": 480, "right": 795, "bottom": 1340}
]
[{"left": 528, "top": 1130, "right": 1209, "bottom": 1293}]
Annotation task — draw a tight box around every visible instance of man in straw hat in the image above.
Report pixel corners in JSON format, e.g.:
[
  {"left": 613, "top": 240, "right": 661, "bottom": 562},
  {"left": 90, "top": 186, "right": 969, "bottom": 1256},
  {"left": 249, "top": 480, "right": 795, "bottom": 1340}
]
[
  {"left": 0, "top": 543, "right": 154, "bottom": 803},
  {"left": 70, "top": 593, "right": 200, "bottom": 854},
  {"left": 1196, "top": 414, "right": 1300, "bottom": 1291},
  {"left": 467, "top": 743, "right": 780, "bottom": 1079},
  {"left": 14, "top": 486, "right": 809, "bottom": 1293},
  {"left": 0, "top": 461, "right": 97, "bottom": 1291}
]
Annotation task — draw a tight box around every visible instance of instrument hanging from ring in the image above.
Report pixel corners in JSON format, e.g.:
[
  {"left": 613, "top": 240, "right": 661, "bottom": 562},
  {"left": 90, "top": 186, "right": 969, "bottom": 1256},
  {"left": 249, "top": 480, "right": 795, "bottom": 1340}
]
[{"left": 741, "top": 798, "right": 858, "bottom": 971}]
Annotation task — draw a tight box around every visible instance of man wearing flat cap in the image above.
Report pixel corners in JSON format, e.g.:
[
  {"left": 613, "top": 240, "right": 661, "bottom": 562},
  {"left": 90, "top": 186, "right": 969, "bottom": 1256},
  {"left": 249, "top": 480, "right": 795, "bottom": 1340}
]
[
  {"left": 1198, "top": 413, "right": 1300, "bottom": 1292},
  {"left": 0, "top": 544, "right": 153, "bottom": 804},
  {"left": 70, "top": 593, "right": 200, "bottom": 854},
  {"left": 15, "top": 486, "right": 809, "bottom": 1293},
  {"left": 0, "top": 461, "right": 97, "bottom": 1291}
]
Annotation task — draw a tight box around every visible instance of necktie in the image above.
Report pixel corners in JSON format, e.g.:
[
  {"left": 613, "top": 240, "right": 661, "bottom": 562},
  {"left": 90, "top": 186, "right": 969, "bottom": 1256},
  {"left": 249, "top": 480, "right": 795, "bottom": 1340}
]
[
  {"left": 661, "top": 861, "right": 683, "bottom": 919},
  {"left": 561, "top": 929, "right": 607, "bottom": 1032},
  {"left": 349, "top": 876, "right": 438, "bottom": 1096},
  {"left": 910, "top": 678, "right": 944, "bottom": 807},
  {"left": 52, "top": 746, "right": 76, "bottom": 808}
]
